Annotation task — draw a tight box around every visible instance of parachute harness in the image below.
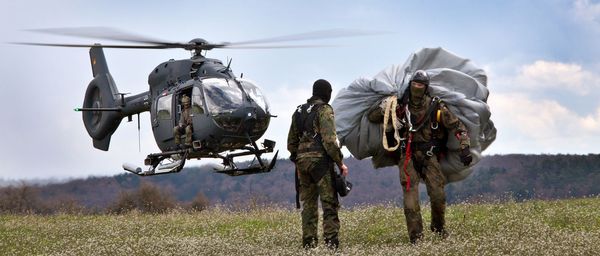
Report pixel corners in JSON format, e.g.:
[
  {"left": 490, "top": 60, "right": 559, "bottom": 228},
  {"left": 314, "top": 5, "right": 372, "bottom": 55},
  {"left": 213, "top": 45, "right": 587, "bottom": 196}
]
[{"left": 382, "top": 96, "right": 414, "bottom": 192}]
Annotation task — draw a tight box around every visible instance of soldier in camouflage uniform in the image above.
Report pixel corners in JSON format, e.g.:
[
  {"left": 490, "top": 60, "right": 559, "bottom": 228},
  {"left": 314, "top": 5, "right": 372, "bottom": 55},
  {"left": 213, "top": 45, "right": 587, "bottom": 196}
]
[
  {"left": 173, "top": 94, "right": 193, "bottom": 148},
  {"left": 369, "top": 70, "right": 472, "bottom": 244},
  {"left": 287, "top": 79, "right": 349, "bottom": 249}
]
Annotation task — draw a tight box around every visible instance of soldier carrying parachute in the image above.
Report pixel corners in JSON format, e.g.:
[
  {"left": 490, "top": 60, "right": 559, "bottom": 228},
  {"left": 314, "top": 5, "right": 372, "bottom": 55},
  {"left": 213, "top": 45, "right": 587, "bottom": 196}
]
[{"left": 332, "top": 47, "right": 496, "bottom": 243}]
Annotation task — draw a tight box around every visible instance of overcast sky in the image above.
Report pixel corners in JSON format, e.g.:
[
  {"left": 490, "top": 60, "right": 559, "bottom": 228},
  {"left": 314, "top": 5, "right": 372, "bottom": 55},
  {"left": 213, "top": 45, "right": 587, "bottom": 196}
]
[{"left": 1, "top": 0, "right": 599, "bottom": 179}]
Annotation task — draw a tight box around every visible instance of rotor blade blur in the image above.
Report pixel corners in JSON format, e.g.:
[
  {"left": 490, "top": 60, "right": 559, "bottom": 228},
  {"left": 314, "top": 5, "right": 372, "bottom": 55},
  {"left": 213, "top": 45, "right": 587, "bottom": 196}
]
[
  {"left": 12, "top": 42, "right": 179, "bottom": 49},
  {"left": 25, "top": 27, "right": 172, "bottom": 45},
  {"left": 227, "top": 29, "right": 388, "bottom": 46},
  {"left": 220, "top": 44, "right": 338, "bottom": 49}
]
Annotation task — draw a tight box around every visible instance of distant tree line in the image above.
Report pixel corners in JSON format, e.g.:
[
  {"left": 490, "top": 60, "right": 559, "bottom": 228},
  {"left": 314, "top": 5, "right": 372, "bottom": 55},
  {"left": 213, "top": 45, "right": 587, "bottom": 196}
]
[
  {"left": 0, "top": 181, "right": 209, "bottom": 215},
  {"left": 446, "top": 154, "right": 600, "bottom": 202},
  {"left": 1, "top": 154, "right": 599, "bottom": 214}
]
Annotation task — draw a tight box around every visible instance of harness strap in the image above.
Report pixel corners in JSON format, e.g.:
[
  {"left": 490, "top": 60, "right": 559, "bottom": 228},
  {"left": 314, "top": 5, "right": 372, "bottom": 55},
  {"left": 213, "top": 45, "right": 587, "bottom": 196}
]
[
  {"left": 412, "top": 140, "right": 444, "bottom": 151},
  {"left": 411, "top": 97, "right": 441, "bottom": 132},
  {"left": 402, "top": 133, "right": 413, "bottom": 192},
  {"left": 295, "top": 103, "right": 326, "bottom": 153},
  {"left": 400, "top": 97, "right": 441, "bottom": 192}
]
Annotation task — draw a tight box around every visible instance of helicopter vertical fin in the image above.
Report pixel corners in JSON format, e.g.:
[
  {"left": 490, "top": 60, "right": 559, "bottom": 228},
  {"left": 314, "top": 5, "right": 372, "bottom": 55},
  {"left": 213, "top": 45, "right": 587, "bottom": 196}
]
[
  {"left": 90, "top": 45, "right": 110, "bottom": 76},
  {"left": 93, "top": 136, "right": 112, "bottom": 151}
]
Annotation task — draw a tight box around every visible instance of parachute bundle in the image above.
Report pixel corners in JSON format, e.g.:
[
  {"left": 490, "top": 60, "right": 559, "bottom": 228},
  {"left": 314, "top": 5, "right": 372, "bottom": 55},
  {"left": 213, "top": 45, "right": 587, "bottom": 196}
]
[{"left": 332, "top": 48, "right": 496, "bottom": 182}]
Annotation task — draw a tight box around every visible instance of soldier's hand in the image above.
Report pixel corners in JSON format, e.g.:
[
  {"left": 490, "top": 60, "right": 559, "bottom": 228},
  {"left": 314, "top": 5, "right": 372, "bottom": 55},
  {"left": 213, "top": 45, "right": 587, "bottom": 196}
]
[
  {"left": 459, "top": 147, "right": 473, "bottom": 166},
  {"left": 339, "top": 163, "right": 349, "bottom": 177}
]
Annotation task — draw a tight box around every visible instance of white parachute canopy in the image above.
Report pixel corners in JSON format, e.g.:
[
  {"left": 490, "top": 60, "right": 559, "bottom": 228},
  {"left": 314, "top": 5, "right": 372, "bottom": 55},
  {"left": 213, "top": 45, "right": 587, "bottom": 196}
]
[{"left": 332, "top": 47, "right": 496, "bottom": 182}]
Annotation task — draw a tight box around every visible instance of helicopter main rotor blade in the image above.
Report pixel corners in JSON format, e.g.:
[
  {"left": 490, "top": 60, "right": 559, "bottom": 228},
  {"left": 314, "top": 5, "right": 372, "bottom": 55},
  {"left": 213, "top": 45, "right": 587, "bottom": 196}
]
[
  {"left": 18, "top": 27, "right": 388, "bottom": 51},
  {"left": 13, "top": 42, "right": 180, "bottom": 49},
  {"left": 221, "top": 44, "right": 337, "bottom": 49},
  {"left": 26, "top": 27, "right": 173, "bottom": 45},
  {"left": 225, "top": 29, "right": 388, "bottom": 46},
  {"left": 13, "top": 42, "right": 337, "bottom": 50}
]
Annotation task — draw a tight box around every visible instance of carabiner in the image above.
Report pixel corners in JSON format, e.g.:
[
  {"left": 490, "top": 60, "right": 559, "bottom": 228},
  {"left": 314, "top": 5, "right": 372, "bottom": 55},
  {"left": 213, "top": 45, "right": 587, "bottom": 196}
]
[{"left": 426, "top": 145, "right": 435, "bottom": 157}]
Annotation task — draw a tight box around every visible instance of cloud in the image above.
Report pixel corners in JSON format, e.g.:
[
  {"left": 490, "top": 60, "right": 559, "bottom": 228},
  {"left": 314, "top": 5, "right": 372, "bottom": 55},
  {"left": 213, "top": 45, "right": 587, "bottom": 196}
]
[
  {"left": 573, "top": 0, "right": 600, "bottom": 25},
  {"left": 514, "top": 60, "right": 600, "bottom": 95},
  {"left": 487, "top": 92, "right": 600, "bottom": 153},
  {"left": 484, "top": 58, "right": 600, "bottom": 154}
]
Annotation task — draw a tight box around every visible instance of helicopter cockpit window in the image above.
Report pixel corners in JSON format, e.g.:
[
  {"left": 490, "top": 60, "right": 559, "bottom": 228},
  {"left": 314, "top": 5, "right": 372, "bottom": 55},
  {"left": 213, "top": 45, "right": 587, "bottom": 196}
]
[
  {"left": 192, "top": 86, "right": 205, "bottom": 114},
  {"left": 202, "top": 78, "right": 243, "bottom": 114},
  {"left": 239, "top": 79, "right": 270, "bottom": 114},
  {"left": 157, "top": 95, "right": 172, "bottom": 120}
]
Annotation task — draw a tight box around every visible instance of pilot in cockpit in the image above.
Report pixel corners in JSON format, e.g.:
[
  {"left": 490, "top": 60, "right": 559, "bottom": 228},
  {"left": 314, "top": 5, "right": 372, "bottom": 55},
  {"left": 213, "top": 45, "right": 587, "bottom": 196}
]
[{"left": 173, "top": 94, "right": 193, "bottom": 148}]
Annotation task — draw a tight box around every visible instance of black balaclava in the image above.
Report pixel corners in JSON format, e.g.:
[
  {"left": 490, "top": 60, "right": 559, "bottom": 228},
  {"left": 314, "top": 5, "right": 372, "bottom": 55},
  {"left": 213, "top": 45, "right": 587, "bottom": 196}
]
[
  {"left": 410, "top": 83, "right": 426, "bottom": 106},
  {"left": 409, "top": 70, "right": 429, "bottom": 106},
  {"left": 312, "top": 79, "right": 332, "bottom": 103}
]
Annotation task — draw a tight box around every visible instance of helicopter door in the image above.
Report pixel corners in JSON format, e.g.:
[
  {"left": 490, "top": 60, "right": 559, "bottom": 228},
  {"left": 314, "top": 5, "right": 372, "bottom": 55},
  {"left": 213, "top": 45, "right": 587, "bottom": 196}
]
[{"left": 153, "top": 93, "right": 174, "bottom": 150}]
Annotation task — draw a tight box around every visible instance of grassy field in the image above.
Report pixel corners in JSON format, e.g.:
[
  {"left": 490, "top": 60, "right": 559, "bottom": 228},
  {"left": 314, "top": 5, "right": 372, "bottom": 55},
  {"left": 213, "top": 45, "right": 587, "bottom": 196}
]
[{"left": 1, "top": 197, "right": 599, "bottom": 255}]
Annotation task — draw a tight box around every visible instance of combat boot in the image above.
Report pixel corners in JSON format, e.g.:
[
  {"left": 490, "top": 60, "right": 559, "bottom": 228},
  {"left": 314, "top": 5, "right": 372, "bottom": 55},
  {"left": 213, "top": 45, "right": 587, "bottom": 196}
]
[
  {"left": 409, "top": 232, "right": 423, "bottom": 245},
  {"left": 431, "top": 225, "right": 449, "bottom": 239},
  {"left": 324, "top": 237, "right": 339, "bottom": 250},
  {"left": 404, "top": 208, "right": 424, "bottom": 244},
  {"left": 302, "top": 237, "right": 318, "bottom": 249}
]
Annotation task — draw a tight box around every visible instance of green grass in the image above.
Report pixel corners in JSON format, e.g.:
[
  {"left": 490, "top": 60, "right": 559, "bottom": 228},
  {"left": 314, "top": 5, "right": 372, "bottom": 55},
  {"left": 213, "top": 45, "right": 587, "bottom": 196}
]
[{"left": 1, "top": 197, "right": 599, "bottom": 255}]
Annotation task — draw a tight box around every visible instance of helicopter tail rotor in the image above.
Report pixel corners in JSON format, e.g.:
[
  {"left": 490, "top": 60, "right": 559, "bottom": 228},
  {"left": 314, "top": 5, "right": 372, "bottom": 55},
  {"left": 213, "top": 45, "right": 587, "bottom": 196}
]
[{"left": 79, "top": 46, "right": 123, "bottom": 150}]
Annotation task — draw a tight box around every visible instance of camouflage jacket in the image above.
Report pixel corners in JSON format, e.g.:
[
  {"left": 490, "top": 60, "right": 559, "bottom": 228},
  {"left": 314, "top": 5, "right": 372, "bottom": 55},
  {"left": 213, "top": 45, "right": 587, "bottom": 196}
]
[
  {"left": 369, "top": 95, "right": 470, "bottom": 150},
  {"left": 287, "top": 98, "right": 344, "bottom": 166},
  {"left": 410, "top": 95, "right": 469, "bottom": 149},
  {"left": 179, "top": 107, "right": 192, "bottom": 127}
]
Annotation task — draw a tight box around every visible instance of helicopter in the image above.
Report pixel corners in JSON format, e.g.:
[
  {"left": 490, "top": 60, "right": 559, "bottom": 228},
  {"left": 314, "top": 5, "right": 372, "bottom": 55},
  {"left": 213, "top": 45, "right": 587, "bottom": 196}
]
[{"left": 19, "top": 27, "right": 379, "bottom": 176}]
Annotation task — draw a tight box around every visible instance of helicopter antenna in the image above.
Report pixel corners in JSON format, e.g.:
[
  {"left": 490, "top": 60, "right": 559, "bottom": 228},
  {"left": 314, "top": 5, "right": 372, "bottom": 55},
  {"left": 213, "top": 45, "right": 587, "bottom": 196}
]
[
  {"left": 137, "top": 113, "right": 141, "bottom": 152},
  {"left": 226, "top": 58, "right": 232, "bottom": 70}
]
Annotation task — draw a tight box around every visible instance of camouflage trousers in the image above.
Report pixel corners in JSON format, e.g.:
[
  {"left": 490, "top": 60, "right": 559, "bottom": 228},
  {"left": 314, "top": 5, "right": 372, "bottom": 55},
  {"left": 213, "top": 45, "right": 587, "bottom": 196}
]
[
  {"left": 399, "top": 151, "right": 447, "bottom": 243},
  {"left": 173, "top": 125, "right": 193, "bottom": 146},
  {"left": 297, "top": 157, "right": 340, "bottom": 247}
]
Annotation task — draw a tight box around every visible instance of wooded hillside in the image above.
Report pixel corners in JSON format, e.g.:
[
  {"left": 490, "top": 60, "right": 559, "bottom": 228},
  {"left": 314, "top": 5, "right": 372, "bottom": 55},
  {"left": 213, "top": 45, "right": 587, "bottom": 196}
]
[{"left": 2, "top": 154, "right": 599, "bottom": 212}]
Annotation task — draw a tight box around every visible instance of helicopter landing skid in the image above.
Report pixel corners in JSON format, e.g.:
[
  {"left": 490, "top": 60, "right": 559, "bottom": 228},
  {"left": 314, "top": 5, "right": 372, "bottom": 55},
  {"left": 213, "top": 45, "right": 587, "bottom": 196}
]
[
  {"left": 122, "top": 138, "right": 278, "bottom": 176},
  {"left": 215, "top": 150, "right": 279, "bottom": 176},
  {"left": 213, "top": 138, "right": 278, "bottom": 176},
  {"left": 123, "top": 150, "right": 189, "bottom": 176}
]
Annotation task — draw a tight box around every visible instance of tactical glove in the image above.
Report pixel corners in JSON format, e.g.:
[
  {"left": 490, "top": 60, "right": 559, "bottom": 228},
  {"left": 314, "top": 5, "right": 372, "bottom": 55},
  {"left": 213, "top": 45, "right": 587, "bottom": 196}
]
[{"left": 460, "top": 147, "right": 473, "bottom": 166}]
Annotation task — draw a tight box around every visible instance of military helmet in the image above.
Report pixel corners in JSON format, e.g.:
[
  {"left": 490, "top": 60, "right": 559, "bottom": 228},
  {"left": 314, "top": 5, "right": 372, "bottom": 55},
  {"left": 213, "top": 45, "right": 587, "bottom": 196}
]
[
  {"left": 181, "top": 95, "right": 191, "bottom": 105},
  {"left": 411, "top": 70, "right": 430, "bottom": 86}
]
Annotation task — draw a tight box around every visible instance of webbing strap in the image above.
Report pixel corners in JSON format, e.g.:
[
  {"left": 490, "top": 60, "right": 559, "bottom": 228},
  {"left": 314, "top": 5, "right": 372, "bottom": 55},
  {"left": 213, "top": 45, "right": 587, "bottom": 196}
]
[
  {"left": 296, "top": 103, "right": 323, "bottom": 136},
  {"left": 411, "top": 97, "right": 440, "bottom": 132},
  {"left": 295, "top": 103, "right": 326, "bottom": 153},
  {"left": 402, "top": 133, "right": 413, "bottom": 192}
]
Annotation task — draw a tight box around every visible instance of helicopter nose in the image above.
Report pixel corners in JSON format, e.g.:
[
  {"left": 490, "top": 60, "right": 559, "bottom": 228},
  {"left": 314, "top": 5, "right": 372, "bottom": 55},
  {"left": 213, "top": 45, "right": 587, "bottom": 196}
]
[{"left": 243, "top": 110, "right": 257, "bottom": 131}]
